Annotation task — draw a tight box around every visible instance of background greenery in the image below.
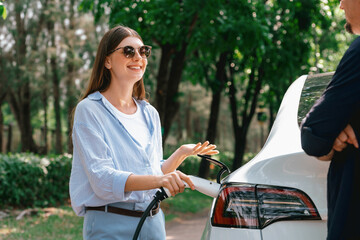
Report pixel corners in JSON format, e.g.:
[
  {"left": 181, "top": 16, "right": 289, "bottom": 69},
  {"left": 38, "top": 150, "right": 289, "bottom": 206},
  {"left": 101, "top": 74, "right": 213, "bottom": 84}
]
[
  {"left": 0, "top": 153, "right": 72, "bottom": 208},
  {"left": 0, "top": 0, "right": 356, "bottom": 175}
]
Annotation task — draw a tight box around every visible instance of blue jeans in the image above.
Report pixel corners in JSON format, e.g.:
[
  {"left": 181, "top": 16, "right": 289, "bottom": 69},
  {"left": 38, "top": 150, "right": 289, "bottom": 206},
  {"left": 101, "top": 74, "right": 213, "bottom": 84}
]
[{"left": 83, "top": 202, "right": 166, "bottom": 240}]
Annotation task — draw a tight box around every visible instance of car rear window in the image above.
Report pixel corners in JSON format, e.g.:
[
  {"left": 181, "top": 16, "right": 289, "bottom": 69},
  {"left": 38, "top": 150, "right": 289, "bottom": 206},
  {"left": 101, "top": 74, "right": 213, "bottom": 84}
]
[{"left": 297, "top": 72, "right": 334, "bottom": 126}]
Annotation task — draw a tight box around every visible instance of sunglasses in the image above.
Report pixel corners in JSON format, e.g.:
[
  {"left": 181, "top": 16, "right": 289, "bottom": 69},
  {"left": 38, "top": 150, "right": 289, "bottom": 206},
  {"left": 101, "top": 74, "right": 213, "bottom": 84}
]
[{"left": 109, "top": 45, "right": 152, "bottom": 59}]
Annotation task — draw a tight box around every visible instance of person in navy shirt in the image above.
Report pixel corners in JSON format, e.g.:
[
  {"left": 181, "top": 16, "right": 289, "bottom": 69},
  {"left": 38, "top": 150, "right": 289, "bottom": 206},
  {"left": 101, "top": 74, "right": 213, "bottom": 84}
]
[{"left": 301, "top": 1, "right": 360, "bottom": 239}]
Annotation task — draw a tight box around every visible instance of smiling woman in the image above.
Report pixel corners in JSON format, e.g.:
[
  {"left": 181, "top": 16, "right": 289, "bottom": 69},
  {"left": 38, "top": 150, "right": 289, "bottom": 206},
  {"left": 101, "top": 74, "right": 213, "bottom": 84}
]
[{"left": 69, "top": 25, "right": 219, "bottom": 240}]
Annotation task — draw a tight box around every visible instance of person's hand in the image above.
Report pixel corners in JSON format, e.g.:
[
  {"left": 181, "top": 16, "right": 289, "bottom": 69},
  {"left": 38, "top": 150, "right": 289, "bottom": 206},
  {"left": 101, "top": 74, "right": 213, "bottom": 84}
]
[
  {"left": 179, "top": 141, "right": 219, "bottom": 158},
  {"left": 333, "top": 124, "right": 359, "bottom": 152},
  {"left": 161, "top": 141, "right": 219, "bottom": 175},
  {"left": 317, "top": 149, "right": 335, "bottom": 161},
  {"left": 317, "top": 124, "right": 359, "bottom": 161},
  {"left": 158, "top": 170, "right": 195, "bottom": 196}
]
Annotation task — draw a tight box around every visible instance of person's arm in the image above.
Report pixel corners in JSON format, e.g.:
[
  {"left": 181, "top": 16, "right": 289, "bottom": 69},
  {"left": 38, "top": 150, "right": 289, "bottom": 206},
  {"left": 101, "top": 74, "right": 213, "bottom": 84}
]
[
  {"left": 161, "top": 141, "right": 218, "bottom": 174},
  {"left": 301, "top": 39, "right": 360, "bottom": 157},
  {"left": 125, "top": 170, "right": 195, "bottom": 197},
  {"left": 125, "top": 141, "right": 217, "bottom": 197}
]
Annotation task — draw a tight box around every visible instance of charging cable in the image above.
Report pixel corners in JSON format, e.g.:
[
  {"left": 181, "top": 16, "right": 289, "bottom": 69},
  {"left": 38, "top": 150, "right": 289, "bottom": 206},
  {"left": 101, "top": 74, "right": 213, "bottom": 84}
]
[{"left": 132, "top": 187, "right": 169, "bottom": 240}]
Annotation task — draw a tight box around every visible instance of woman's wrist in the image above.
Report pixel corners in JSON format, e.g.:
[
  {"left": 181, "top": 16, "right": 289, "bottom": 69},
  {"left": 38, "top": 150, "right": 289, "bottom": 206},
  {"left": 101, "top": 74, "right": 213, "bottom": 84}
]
[{"left": 178, "top": 145, "right": 190, "bottom": 159}]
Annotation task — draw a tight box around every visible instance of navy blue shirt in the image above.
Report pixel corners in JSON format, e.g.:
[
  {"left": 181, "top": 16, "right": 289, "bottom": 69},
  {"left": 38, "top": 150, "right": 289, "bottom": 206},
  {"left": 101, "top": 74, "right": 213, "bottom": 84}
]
[{"left": 301, "top": 37, "right": 360, "bottom": 240}]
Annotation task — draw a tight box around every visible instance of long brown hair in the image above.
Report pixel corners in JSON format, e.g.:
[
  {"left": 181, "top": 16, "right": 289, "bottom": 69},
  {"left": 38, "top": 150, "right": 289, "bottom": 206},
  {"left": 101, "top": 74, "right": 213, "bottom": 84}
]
[
  {"left": 80, "top": 25, "right": 147, "bottom": 101},
  {"left": 69, "top": 26, "right": 147, "bottom": 146}
]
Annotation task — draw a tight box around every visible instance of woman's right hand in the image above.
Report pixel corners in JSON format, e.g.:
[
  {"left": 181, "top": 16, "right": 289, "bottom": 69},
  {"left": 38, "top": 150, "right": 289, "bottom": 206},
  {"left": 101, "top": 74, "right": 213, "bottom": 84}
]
[{"left": 158, "top": 170, "right": 195, "bottom": 197}]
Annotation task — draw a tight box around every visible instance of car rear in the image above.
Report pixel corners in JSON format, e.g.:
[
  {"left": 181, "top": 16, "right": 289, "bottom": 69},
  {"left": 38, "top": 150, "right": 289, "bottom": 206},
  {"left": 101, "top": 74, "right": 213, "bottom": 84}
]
[{"left": 202, "top": 73, "right": 333, "bottom": 240}]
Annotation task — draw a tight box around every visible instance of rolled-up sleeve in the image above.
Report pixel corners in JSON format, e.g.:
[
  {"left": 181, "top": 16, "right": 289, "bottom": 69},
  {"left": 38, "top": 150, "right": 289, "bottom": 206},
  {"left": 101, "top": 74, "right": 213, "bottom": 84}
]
[
  {"left": 301, "top": 126, "right": 335, "bottom": 157},
  {"left": 73, "top": 122, "right": 132, "bottom": 201}
]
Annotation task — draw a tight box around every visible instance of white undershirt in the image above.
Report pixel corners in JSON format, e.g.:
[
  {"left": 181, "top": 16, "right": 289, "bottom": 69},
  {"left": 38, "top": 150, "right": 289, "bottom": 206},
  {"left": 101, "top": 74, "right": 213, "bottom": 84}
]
[{"left": 103, "top": 97, "right": 150, "bottom": 148}]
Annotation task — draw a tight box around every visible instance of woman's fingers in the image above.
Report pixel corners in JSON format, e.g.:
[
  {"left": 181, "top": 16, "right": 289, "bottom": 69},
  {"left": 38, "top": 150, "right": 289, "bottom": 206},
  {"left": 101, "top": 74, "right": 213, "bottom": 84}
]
[
  {"left": 192, "top": 142, "right": 202, "bottom": 152},
  {"left": 196, "top": 143, "right": 219, "bottom": 156},
  {"left": 161, "top": 171, "right": 188, "bottom": 196},
  {"left": 202, "top": 150, "right": 219, "bottom": 155},
  {"left": 195, "top": 141, "right": 209, "bottom": 153},
  {"left": 177, "top": 170, "right": 195, "bottom": 190}
]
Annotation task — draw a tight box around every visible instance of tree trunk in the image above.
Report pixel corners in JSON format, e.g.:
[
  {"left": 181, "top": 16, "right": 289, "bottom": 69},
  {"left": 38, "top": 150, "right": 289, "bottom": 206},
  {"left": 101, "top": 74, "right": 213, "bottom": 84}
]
[
  {"left": 42, "top": 88, "right": 48, "bottom": 154},
  {"left": 8, "top": 0, "right": 48, "bottom": 153},
  {"left": 185, "top": 93, "right": 192, "bottom": 139},
  {"left": 230, "top": 58, "right": 265, "bottom": 170},
  {"left": 65, "top": 0, "right": 77, "bottom": 153},
  {"left": 48, "top": 20, "right": 63, "bottom": 154},
  {"left": 156, "top": 14, "right": 198, "bottom": 145},
  {"left": 6, "top": 124, "right": 12, "bottom": 153},
  {"left": 162, "top": 43, "right": 188, "bottom": 143},
  {"left": 155, "top": 44, "right": 173, "bottom": 122},
  {"left": 198, "top": 52, "right": 229, "bottom": 178},
  {"left": 13, "top": 2, "right": 34, "bottom": 152}
]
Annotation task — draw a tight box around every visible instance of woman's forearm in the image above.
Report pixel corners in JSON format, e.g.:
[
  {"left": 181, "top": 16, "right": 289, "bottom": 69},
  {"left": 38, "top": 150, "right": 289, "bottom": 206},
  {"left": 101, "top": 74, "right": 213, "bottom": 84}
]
[
  {"left": 161, "top": 147, "right": 187, "bottom": 174},
  {"left": 124, "top": 174, "right": 160, "bottom": 192}
]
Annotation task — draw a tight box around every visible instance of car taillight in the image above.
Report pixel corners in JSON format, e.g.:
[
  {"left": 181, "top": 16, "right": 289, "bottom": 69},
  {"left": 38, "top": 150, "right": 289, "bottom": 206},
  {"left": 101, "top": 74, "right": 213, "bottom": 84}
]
[{"left": 211, "top": 184, "right": 321, "bottom": 229}]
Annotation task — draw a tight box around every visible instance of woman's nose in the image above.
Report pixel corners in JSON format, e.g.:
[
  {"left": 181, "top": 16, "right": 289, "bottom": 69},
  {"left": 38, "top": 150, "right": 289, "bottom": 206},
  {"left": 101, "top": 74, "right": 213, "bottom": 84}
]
[{"left": 133, "top": 49, "right": 143, "bottom": 60}]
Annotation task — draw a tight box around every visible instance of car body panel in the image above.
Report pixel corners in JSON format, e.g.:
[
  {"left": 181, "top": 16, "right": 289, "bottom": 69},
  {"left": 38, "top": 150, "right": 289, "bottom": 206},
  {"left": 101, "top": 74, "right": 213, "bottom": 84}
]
[
  {"left": 261, "top": 221, "right": 327, "bottom": 240},
  {"left": 202, "top": 220, "right": 262, "bottom": 240},
  {"left": 202, "top": 74, "right": 332, "bottom": 239}
]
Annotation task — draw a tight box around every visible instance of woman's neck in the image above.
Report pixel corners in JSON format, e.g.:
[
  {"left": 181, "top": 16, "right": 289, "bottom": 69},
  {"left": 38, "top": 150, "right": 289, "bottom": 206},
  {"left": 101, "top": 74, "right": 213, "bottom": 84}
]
[{"left": 102, "top": 81, "right": 137, "bottom": 114}]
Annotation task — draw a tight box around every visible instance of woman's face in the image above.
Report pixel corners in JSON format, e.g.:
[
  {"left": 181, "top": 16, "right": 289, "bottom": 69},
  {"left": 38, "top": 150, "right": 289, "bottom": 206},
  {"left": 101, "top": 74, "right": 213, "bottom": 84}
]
[{"left": 105, "top": 36, "right": 148, "bottom": 85}]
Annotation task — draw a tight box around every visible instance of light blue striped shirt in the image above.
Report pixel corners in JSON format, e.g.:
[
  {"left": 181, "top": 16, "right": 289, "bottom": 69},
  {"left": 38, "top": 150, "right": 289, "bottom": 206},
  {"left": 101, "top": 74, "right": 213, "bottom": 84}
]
[{"left": 70, "top": 91, "right": 163, "bottom": 216}]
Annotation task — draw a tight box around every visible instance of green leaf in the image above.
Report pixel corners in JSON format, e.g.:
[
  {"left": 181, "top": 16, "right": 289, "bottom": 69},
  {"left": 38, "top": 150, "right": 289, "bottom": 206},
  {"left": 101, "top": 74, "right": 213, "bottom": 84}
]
[{"left": 0, "top": 3, "right": 6, "bottom": 20}]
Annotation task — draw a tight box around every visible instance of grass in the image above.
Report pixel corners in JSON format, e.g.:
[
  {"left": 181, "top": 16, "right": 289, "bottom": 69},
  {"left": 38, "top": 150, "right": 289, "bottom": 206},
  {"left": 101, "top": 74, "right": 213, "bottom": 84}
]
[
  {"left": 0, "top": 206, "right": 83, "bottom": 240},
  {"left": 0, "top": 189, "right": 213, "bottom": 239}
]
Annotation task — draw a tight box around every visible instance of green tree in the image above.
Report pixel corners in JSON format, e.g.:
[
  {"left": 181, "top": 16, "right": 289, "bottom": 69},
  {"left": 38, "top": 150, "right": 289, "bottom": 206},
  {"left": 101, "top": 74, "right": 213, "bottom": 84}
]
[
  {"left": 80, "top": 0, "right": 203, "bottom": 144},
  {"left": 5, "top": 0, "right": 50, "bottom": 152},
  {"left": 1, "top": 0, "right": 98, "bottom": 153}
]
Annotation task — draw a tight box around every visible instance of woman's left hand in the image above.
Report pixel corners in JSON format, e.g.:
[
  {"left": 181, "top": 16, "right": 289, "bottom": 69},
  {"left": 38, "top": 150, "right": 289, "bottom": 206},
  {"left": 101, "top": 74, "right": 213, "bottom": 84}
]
[{"left": 179, "top": 141, "right": 219, "bottom": 158}]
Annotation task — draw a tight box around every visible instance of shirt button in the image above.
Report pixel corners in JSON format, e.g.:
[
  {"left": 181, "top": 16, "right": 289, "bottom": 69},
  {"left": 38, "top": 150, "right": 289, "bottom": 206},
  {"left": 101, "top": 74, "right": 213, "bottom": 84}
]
[{"left": 146, "top": 163, "right": 150, "bottom": 167}]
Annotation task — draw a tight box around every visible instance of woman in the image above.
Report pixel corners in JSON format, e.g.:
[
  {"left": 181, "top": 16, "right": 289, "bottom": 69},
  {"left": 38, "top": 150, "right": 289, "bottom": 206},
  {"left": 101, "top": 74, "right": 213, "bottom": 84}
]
[{"left": 69, "top": 25, "right": 218, "bottom": 239}]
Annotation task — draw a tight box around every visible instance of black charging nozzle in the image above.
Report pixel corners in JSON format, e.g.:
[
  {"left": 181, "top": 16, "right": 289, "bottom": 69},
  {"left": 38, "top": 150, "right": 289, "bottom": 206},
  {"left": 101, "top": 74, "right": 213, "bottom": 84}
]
[{"left": 197, "top": 154, "right": 231, "bottom": 184}]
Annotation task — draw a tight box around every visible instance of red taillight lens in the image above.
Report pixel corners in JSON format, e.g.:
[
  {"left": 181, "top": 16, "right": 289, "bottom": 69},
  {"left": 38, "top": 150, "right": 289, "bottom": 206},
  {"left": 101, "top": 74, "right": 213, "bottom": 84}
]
[
  {"left": 212, "top": 185, "right": 259, "bottom": 228},
  {"left": 211, "top": 184, "right": 321, "bottom": 229}
]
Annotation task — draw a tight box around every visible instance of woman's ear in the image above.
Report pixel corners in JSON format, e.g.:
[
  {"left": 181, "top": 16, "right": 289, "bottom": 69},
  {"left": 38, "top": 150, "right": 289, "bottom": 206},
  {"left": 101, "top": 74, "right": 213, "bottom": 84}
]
[{"left": 105, "top": 57, "right": 111, "bottom": 69}]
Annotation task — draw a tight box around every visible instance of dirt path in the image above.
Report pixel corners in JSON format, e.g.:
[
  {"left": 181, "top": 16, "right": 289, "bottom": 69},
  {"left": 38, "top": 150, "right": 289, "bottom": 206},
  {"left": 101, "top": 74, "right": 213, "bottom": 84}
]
[{"left": 165, "top": 209, "right": 210, "bottom": 240}]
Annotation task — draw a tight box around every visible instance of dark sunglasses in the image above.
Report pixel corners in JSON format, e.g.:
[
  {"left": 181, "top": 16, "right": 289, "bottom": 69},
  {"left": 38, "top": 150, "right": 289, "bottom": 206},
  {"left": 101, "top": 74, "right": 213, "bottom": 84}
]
[{"left": 109, "top": 45, "right": 152, "bottom": 58}]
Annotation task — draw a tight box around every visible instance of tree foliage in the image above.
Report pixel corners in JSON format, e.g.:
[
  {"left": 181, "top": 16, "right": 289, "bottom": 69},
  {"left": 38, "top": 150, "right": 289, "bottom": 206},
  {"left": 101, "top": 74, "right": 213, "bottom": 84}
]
[{"left": 0, "top": 0, "right": 351, "bottom": 175}]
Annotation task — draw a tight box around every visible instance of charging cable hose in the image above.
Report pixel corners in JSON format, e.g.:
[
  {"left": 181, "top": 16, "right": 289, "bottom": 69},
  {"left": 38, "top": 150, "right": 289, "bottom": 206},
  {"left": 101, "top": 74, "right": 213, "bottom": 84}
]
[{"left": 132, "top": 187, "right": 169, "bottom": 240}]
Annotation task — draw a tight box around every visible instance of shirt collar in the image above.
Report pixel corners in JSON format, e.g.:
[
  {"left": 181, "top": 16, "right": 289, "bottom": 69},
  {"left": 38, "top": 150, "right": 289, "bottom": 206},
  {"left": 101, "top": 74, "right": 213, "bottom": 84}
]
[
  {"left": 88, "top": 91, "right": 102, "bottom": 100},
  {"left": 87, "top": 91, "right": 150, "bottom": 107}
]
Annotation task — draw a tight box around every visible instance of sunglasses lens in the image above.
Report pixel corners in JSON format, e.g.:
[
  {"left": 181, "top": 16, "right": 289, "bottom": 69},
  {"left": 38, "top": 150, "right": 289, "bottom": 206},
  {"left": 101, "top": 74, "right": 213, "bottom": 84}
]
[
  {"left": 140, "top": 46, "right": 151, "bottom": 58},
  {"left": 120, "top": 46, "right": 151, "bottom": 58},
  {"left": 123, "top": 46, "right": 135, "bottom": 58}
]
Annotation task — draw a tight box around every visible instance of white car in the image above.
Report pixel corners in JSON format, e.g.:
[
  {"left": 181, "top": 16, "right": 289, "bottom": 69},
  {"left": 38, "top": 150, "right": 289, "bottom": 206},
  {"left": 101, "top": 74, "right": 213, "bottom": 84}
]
[{"left": 202, "top": 73, "right": 333, "bottom": 240}]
